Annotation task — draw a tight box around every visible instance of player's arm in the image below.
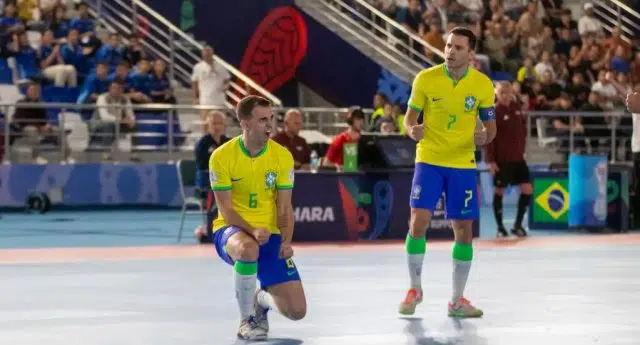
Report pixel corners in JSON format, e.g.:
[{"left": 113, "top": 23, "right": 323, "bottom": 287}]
[
  {"left": 276, "top": 151, "right": 296, "bottom": 244},
  {"left": 405, "top": 73, "right": 426, "bottom": 141},
  {"left": 477, "top": 80, "right": 497, "bottom": 145},
  {"left": 209, "top": 152, "right": 256, "bottom": 233}
]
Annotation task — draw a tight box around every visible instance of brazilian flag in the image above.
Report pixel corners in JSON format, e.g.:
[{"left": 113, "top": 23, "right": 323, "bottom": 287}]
[{"left": 532, "top": 178, "right": 569, "bottom": 223}]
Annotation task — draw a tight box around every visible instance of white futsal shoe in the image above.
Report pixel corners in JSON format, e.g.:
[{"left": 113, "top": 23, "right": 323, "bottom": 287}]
[
  {"left": 237, "top": 316, "right": 267, "bottom": 340},
  {"left": 254, "top": 290, "right": 270, "bottom": 332}
]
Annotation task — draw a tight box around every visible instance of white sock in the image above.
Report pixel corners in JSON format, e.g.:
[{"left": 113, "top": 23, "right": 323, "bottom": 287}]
[
  {"left": 234, "top": 265, "right": 257, "bottom": 319},
  {"left": 257, "top": 289, "right": 280, "bottom": 314},
  {"left": 452, "top": 259, "right": 472, "bottom": 303},
  {"left": 408, "top": 254, "right": 425, "bottom": 290}
]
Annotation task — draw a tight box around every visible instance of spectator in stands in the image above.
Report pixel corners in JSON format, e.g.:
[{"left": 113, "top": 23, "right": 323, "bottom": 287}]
[
  {"left": 108, "top": 60, "right": 132, "bottom": 92},
  {"left": 610, "top": 45, "right": 630, "bottom": 74},
  {"left": 423, "top": 21, "right": 444, "bottom": 61},
  {"left": 369, "top": 92, "right": 387, "bottom": 129},
  {"left": 379, "top": 117, "right": 396, "bottom": 135},
  {"left": 96, "top": 33, "right": 124, "bottom": 71},
  {"left": 483, "top": 22, "right": 517, "bottom": 74},
  {"left": 578, "top": 3, "right": 603, "bottom": 39},
  {"left": 128, "top": 57, "right": 153, "bottom": 104},
  {"left": 630, "top": 53, "right": 640, "bottom": 85},
  {"left": 92, "top": 80, "right": 135, "bottom": 159},
  {"left": 603, "top": 27, "right": 630, "bottom": 59},
  {"left": 60, "top": 28, "right": 87, "bottom": 79},
  {"left": 70, "top": 1, "right": 95, "bottom": 39},
  {"left": 534, "top": 51, "right": 554, "bottom": 80},
  {"left": 47, "top": 4, "right": 69, "bottom": 41},
  {"left": 565, "top": 72, "right": 590, "bottom": 105},
  {"left": 371, "top": 103, "right": 395, "bottom": 132},
  {"left": 517, "top": 57, "right": 536, "bottom": 83},
  {"left": 272, "top": 109, "right": 311, "bottom": 170},
  {"left": 10, "top": 30, "right": 44, "bottom": 83},
  {"left": 191, "top": 45, "right": 230, "bottom": 121},
  {"left": 579, "top": 91, "right": 607, "bottom": 154},
  {"left": 539, "top": 70, "right": 562, "bottom": 103},
  {"left": 0, "top": 3, "right": 24, "bottom": 34},
  {"left": 322, "top": 107, "right": 365, "bottom": 170},
  {"left": 516, "top": 0, "right": 542, "bottom": 37},
  {"left": 12, "top": 82, "right": 71, "bottom": 164},
  {"left": 77, "top": 61, "right": 109, "bottom": 103},
  {"left": 551, "top": 96, "right": 584, "bottom": 158},
  {"left": 149, "top": 58, "right": 175, "bottom": 104},
  {"left": 553, "top": 8, "right": 578, "bottom": 41},
  {"left": 123, "top": 33, "right": 145, "bottom": 67},
  {"left": 591, "top": 70, "right": 620, "bottom": 110},
  {"left": 39, "top": 29, "right": 76, "bottom": 87},
  {"left": 554, "top": 27, "right": 572, "bottom": 59},
  {"left": 193, "top": 110, "right": 230, "bottom": 243}
]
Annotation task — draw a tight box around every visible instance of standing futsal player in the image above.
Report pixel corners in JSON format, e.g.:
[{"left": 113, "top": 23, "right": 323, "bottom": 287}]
[
  {"left": 209, "top": 96, "right": 307, "bottom": 340},
  {"left": 485, "top": 82, "right": 531, "bottom": 238},
  {"left": 399, "top": 27, "right": 497, "bottom": 318}
]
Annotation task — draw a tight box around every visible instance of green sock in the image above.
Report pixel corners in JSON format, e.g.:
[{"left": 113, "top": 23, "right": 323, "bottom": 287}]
[
  {"left": 452, "top": 242, "right": 472, "bottom": 302},
  {"left": 406, "top": 234, "right": 426, "bottom": 289},
  {"left": 234, "top": 260, "right": 257, "bottom": 318}
]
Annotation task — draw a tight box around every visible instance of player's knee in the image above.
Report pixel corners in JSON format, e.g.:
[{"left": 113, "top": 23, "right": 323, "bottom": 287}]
[
  {"left": 235, "top": 240, "right": 259, "bottom": 261},
  {"left": 409, "top": 209, "right": 431, "bottom": 237},
  {"left": 285, "top": 305, "right": 307, "bottom": 321},
  {"left": 520, "top": 183, "right": 533, "bottom": 195}
]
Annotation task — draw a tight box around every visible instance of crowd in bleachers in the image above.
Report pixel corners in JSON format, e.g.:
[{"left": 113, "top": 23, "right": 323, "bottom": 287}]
[
  {"left": 0, "top": 0, "right": 180, "bottom": 163},
  {"left": 361, "top": 0, "right": 640, "bottom": 159}
]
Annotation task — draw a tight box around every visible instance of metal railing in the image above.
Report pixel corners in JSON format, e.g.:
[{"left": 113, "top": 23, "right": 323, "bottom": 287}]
[
  {"left": 0, "top": 102, "right": 363, "bottom": 164},
  {"left": 593, "top": 0, "right": 640, "bottom": 43},
  {"left": 85, "top": 0, "right": 282, "bottom": 107},
  {"left": 320, "top": 0, "right": 443, "bottom": 73},
  {"left": 0, "top": 103, "right": 635, "bottom": 164}
]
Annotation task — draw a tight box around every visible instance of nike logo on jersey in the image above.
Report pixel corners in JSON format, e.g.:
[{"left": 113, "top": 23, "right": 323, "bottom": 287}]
[
  {"left": 432, "top": 97, "right": 443, "bottom": 102},
  {"left": 231, "top": 177, "right": 243, "bottom": 182},
  {"left": 287, "top": 271, "right": 297, "bottom": 276}
]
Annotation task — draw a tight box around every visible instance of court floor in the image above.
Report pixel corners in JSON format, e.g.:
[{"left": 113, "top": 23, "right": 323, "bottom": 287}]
[{"left": 1, "top": 207, "right": 639, "bottom": 344}]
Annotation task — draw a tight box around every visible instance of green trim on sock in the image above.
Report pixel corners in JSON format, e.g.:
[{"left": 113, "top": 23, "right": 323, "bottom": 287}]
[
  {"left": 405, "top": 234, "right": 426, "bottom": 254},
  {"left": 452, "top": 242, "right": 473, "bottom": 261},
  {"left": 234, "top": 260, "right": 257, "bottom": 275}
]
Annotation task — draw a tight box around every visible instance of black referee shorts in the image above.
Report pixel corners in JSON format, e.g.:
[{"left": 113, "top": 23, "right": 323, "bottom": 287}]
[{"left": 493, "top": 160, "right": 531, "bottom": 188}]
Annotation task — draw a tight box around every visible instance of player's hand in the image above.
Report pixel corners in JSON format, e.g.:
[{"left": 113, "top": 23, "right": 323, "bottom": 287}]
[
  {"left": 626, "top": 91, "right": 640, "bottom": 113},
  {"left": 279, "top": 241, "right": 294, "bottom": 259},
  {"left": 474, "top": 127, "right": 487, "bottom": 146},
  {"left": 488, "top": 162, "right": 499, "bottom": 176},
  {"left": 251, "top": 228, "right": 271, "bottom": 245},
  {"left": 408, "top": 124, "right": 424, "bottom": 141}
]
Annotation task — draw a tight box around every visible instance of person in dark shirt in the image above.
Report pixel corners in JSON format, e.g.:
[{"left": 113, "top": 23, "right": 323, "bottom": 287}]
[
  {"left": 579, "top": 91, "right": 608, "bottom": 154},
  {"left": 12, "top": 30, "right": 43, "bottom": 82},
  {"left": 47, "top": 4, "right": 69, "bottom": 41},
  {"left": 553, "top": 28, "right": 572, "bottom": 58},
  {"left": 484, "top": 82, "right": 531, "bottom": 237},
  {"left": 271, "top": 109, "right": 311, "bottom": 170},
  {"left": 193, "top": 111, "right": 230, "bottom": 243},
  {"left": 96, "top": 33, "right": 124, "bottom": 71},
  {"left": 149, "top": 58, "right": 176, "bottom": 104},
  {"left": 123, "top": 34, "right": 145, "bottom": 67},
  {"left": 60, "top": 29, "right": 88, "bottom": 79},
  {"left": 539, "top": 70, "right": 562, "bottom": 103},
  {"left": 77, "top": 62, "right": 109, "bottom": 103},
  {"left": 11, "top": 83, "right": 71, "bottom": 163},
  {"left": 107, "top": 60, "right": 133, "bottom": 93},
  {"left": 0, "top": 3, "right": 24, "bottom": 35},
  {"left": 565, "top": 73, "right": 591, "bottom": 104},
  {"left": 39, "top": 30, "right": 77, "bottom": 87},
  {"left": 128, "top": 57, "right": 153, "bottom": 103}
]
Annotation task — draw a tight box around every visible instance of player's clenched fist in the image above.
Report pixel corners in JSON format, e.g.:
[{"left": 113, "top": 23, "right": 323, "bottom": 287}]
[
  {"left": 279, "top": 241, "right": 294, "bottom": 259},
  {"left": 252, "top": 228, "right": 271, "bottom": 245},
  {"left": 408, "top": 124, "right": 424, "bottom": 141},
  {"left": 626, "top": 91, "right": 640, "bottom": 113}
]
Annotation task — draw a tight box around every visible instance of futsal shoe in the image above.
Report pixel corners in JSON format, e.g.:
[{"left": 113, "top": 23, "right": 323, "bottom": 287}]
[
  {"left": 448, "top": 297, "right": 483, "bottom": 318},
  {"left": 496, "top": 227, "right": 509, "bottom": 238},
  {"left": 510, "top": 226, "right": 528, "bottom": 237},
  {"left": 253, "top": 291, "right": 269, "bottom": 332},
  {"left": 398, "top": 288, "right": 423, "bottom": 315},
  {"left": 237, "top": 316, "right": 267, "bottom": 340}
]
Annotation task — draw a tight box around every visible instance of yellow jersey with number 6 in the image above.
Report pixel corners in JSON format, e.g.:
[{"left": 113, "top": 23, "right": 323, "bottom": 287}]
[
  {"left": 209, "top": 136, "right": 295, "bottom": 234},
  {"left": 407, "top": 64, "right": 496, "bottom": 169}
]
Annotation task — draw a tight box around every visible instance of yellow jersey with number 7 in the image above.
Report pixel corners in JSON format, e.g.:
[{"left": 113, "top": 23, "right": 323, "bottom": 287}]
[
  {"left": 209, "top": 136, "right": 295, "bottom": 234},
  {"left": 407, "top": 64, "right": 496, "bottom": 169}
]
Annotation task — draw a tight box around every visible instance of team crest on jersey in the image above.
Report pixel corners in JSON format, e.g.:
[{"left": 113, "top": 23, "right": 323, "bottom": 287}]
[
  {"left": 464, "top": 95, "right": 477, "bottom": 112},
  {"left": 265, "top": 170, "right": 277, "bottom": 189}
]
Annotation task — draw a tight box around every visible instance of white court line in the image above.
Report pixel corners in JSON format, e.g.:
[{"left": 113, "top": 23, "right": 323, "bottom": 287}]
[{"left": 0, "top": 310, "right": 144, "bottom": 322}]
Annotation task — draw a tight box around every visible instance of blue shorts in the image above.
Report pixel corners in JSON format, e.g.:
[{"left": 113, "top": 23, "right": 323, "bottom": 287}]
[
  {"left": 213, "top": 226, "right": 301, "bottom": 290},
  {"left": 410, "top": 163, "right": 479, "bottom": 220}
]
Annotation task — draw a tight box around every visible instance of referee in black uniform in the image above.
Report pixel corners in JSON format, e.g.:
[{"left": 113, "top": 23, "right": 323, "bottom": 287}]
[{"left": 484, "top": 82, "right": 532, "bottom": 237}]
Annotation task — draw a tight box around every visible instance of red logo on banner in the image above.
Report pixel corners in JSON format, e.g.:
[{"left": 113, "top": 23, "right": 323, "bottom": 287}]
[{"left": 238, "top": 6, "right": 308, "bottom": 96}]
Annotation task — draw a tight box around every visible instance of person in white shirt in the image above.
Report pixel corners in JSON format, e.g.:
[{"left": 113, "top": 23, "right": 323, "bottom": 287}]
[
  {"left": 191, "top": 45, "right": 231, "bottom": 121},
  {"left": 93, "top": 81, "right": 136, "bottom": 156},
  {"left": 591, "top": 70, "right": 620, "bottom": 110},
  {"left": 578, "top": 3, "right": 603, "bottom": 38}
]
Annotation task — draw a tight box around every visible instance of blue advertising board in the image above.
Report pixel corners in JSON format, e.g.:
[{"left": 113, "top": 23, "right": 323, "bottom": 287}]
[{"left": 0, "top": 164, "right": 481, "bottom": 241}]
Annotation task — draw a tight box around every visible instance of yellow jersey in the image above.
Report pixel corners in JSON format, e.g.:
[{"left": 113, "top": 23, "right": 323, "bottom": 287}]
[
  {"left": 407, "top": 64, "right": 496, "bottom": 169},
  {"left": 209, "top": 136, "right": 295, "bottom": 234}
]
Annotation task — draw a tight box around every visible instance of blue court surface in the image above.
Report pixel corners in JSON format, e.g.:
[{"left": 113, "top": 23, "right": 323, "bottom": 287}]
[{"left": 1, "top": 206, "right": 639, "bottom": 345}]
